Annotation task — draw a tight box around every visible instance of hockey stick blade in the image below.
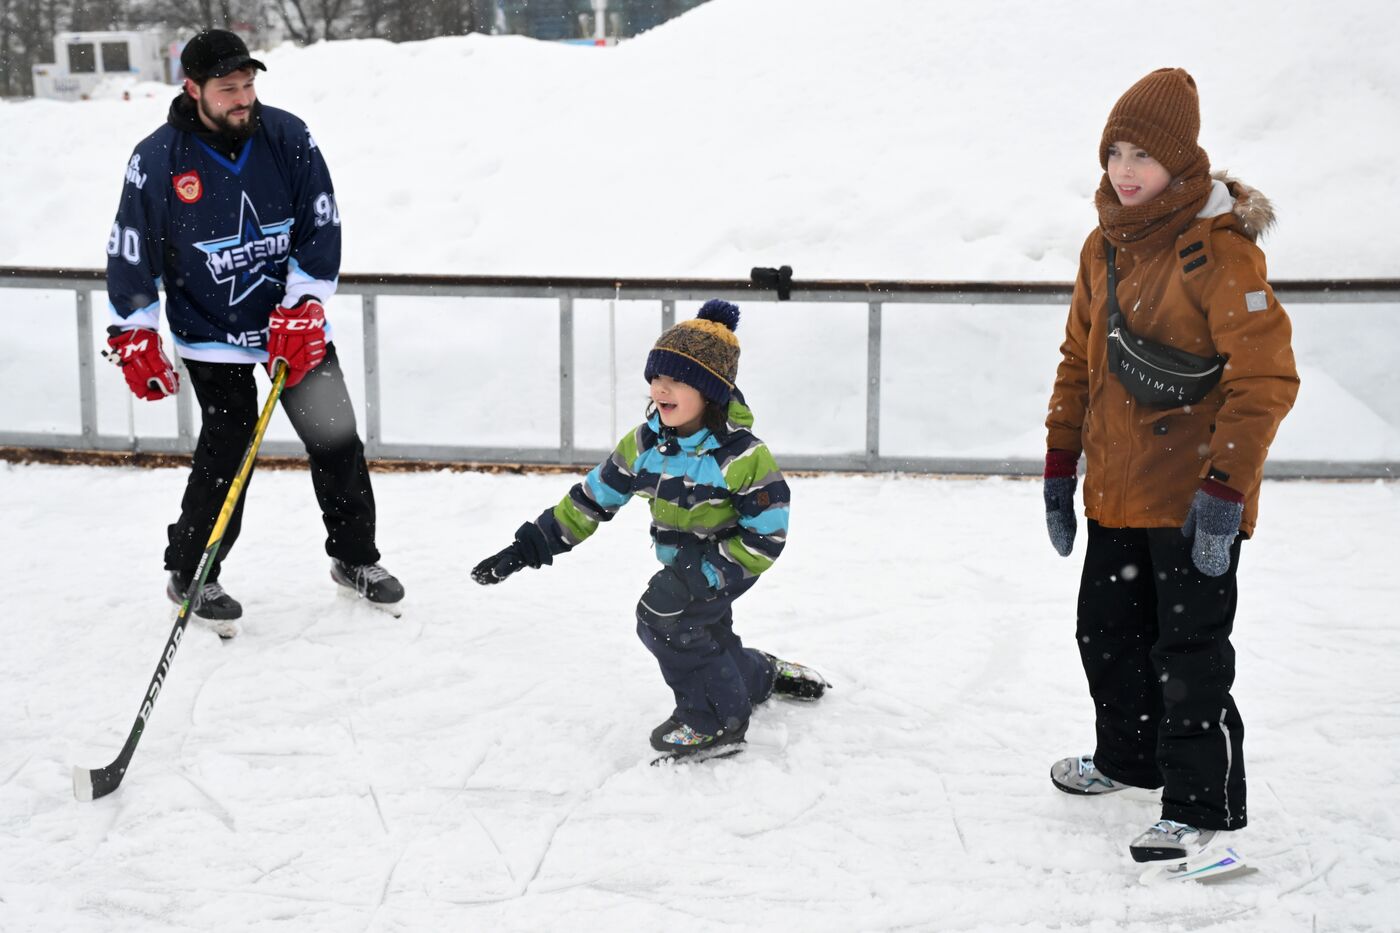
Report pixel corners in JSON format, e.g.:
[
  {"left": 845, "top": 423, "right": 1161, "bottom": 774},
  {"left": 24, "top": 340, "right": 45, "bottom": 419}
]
[{"left": 72, "top": 762, "right": 122, "bottom": 802}]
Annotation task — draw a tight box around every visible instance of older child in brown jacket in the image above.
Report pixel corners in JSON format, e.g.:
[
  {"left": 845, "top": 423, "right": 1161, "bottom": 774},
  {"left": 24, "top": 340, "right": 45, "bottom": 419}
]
[{"left": 1042, "top": 67, "right": 1299, "bottom": 875}]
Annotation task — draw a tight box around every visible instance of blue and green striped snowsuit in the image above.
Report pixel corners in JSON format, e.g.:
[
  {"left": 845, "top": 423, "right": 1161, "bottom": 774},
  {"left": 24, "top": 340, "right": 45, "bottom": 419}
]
[{"left": 528, "top": 390, "right": 790, "bottom": 735}]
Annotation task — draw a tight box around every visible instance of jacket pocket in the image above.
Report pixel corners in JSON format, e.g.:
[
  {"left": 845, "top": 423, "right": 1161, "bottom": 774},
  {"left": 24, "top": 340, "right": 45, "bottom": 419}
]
[{"left": 1139, "top": 405, "right": 1212, "bottom": 457}]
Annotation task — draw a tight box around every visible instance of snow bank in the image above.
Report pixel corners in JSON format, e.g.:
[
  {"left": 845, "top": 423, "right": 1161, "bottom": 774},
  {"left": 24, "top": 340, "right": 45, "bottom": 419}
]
[{"left": 1, "top": 0, "right": 1397, "bottom": 279}]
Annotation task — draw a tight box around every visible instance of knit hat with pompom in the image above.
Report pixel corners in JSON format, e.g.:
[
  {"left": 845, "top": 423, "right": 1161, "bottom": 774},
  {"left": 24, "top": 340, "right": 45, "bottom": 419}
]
[{"left": 644, "top": 299, "right": 741, "bottom": 404}]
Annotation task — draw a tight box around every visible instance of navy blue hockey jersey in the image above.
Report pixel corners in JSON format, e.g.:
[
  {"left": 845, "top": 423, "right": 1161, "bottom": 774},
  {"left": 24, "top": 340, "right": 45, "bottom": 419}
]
[{"left": 106, "top": 100, "right": 341, "bottom": 363}]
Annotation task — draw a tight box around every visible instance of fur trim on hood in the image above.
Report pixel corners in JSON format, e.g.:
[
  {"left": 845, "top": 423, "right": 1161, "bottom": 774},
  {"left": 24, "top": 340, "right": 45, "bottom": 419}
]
[{"left": 1212, "top": 170, "right": 1276, "bottom": 242}]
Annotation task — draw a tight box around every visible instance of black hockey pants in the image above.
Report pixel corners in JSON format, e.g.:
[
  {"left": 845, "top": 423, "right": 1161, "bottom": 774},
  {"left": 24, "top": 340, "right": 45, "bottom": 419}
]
[
  {"left": 1075, "top": 520, "right": 1247, "bottom": 831},
  {"left": 164, "top": 343, "right": 379, "bottom": 580}
]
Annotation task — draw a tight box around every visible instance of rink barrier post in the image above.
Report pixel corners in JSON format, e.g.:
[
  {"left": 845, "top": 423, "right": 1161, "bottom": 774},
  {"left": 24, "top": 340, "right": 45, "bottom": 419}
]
[
  {"left": 866, "top": 300, "right": 881, "bottom": 468},
  {"left": 75, "top": 288, "right": 97, "bottom": 446},
  {"left": 175, "top": 356, "right": 195, "bottom": 449},
  {"left": 560, "top": 295, "right": 575, "bottom": 464},
  {"left": 363, "top": 293, "right": 382, "bottom": 459}
]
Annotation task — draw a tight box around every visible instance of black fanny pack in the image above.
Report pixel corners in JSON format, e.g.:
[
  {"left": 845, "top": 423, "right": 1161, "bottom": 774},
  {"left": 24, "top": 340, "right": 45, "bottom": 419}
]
[{"left": 1103, "top": 240, "right": 1224, "bottom": 407}]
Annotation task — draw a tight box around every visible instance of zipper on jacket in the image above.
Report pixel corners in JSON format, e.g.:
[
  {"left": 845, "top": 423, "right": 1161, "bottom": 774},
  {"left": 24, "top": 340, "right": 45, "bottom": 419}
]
[{"left": 1107, "top": 257, "right": 1135, "bottom": 523}]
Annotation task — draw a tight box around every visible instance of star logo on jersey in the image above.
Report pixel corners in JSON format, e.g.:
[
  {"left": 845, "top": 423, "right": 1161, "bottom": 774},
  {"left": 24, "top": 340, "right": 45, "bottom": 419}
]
[{"left": 193, "top": 191, "right": 294, "bottom": 305}]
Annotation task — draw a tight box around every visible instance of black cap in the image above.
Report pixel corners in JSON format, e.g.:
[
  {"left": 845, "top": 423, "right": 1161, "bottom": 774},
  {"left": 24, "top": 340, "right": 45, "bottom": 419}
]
[{"left": 181, "top": 29, "right": 266, "bottom": 82}]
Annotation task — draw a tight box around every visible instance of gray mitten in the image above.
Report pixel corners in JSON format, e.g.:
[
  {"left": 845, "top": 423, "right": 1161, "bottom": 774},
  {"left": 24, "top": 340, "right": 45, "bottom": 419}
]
[
  {"left": 1181, "top": 486, "right": 1244, "bottom": 577},
  {"left": 1044, "top": 475, "right": 1078, "bottom": 557}
]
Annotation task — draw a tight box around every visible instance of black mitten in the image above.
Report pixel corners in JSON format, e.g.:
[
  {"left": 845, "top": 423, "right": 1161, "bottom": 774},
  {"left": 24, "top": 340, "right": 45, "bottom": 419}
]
[
  {"left": 471, "top": 522, "right": 554, "bottom": 586},
  {"left": 471, "top": 543, "right": 525, "bottom": 585}
]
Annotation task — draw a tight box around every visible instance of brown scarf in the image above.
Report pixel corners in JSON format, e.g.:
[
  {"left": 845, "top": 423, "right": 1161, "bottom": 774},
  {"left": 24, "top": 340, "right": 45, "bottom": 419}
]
[{"left": 1095, "top": 149, "right": 1213, "bottom": 253}]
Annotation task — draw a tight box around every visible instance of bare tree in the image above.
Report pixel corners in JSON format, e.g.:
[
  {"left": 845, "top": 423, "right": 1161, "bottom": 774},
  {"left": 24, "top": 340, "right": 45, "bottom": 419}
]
[
  {"left": 68, "top": 0, "right": 126, "bottom": 30},
  {"left": 355, "top": 0, "right": 387, "bottom": 38},
  {"left": 0, "top": 0, "right": 14, "bottom": 95},
  {"left": 384, "top": 0, "right": 484, "bottom": 42},
  {"left": 143, "top": 0, "right": 261, "bottom": 31},
  {"left": 270, "top": 0, "right": 354, "bottom": 43},
  {"left": 2, "top": 0, "right": 69, "bottom": 95}
]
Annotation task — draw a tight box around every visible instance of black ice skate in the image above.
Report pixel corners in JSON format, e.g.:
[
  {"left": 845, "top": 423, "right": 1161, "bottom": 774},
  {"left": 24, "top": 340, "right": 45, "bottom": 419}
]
[
  {"left": 649, "top": 718, "right": 747, "bottom": 766},
  {"left": 167, "top": 571, "right": 241, "bottom": 639},
  {"left": 763, "top": 652, "right": 830, "bottom": 700},
  {"left": 331, "top": 560, "right": 405, "bottom": 617}
]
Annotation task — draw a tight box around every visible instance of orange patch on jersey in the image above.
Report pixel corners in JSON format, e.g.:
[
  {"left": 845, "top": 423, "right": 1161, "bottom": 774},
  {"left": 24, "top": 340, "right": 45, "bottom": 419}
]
[{"left": 173, "top": 171, "right": 202, "bottom": 204}]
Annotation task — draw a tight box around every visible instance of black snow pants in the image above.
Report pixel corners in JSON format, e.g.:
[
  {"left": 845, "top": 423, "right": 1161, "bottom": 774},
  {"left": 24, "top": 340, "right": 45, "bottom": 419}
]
[
  {"left": 1075, "top": 519, "right": 1247, "bottom": 831},
  {"left": 636, "top": 576, "right": 777, "bottom": 737},
  {"left": 163, "top": 343, "right": 379, "bottom": 580}
]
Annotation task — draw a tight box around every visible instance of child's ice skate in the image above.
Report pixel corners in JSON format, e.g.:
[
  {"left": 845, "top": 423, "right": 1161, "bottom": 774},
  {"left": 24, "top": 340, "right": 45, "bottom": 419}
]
[
  {"left": 1131, "top": 820, "right": 1251, "bottom": 884},
  {"left": 763, "top": 653, "right": 830, "bottom": 700},
  {"left": 649, "top": 718, "right": 747, "bottom": 766},
  {"left": 1050, "top": 755, "right": 1128, "bottom": 795}
]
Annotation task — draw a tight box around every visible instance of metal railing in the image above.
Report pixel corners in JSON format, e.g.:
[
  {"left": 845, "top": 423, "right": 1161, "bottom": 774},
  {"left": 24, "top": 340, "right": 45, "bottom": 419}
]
[{"left": 3, "top": 265, "right": 1399, "bottom": 478}]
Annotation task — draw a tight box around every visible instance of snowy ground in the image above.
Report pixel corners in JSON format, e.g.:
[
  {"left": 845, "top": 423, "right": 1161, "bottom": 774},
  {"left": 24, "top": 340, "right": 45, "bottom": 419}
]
[{"left": 1, "top": 463, "right": 1397, "bottom": 932}]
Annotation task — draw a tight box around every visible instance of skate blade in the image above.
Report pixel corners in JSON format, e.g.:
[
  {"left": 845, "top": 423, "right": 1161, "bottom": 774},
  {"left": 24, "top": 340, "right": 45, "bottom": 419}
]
[
  {"left": 335, "top": 585, "right": 404, "bottom": 619},
  {"left": 174, "top": 605, "right": 239, "bottom": 640},
  {"left": 200, "top": 618, "right": 241, "bottom": 640},
  {"left": 1139, "top": 847, "right": 1251, "bottom": 885},
  {"left": 650, "top": 745, "right": 745, "bottom": 767}
]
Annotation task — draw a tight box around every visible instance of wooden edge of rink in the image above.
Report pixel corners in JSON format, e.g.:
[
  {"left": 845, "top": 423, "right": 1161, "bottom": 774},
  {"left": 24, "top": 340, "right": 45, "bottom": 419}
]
[
  {"left": 3, "top": 445, "right": 1395, "bottom": 483},
  {"left": 0, "top": 446, "right": 583, "bottom": 477},
  {"left": 0, "top": 445, "right": 1007, "bottom": 480}
]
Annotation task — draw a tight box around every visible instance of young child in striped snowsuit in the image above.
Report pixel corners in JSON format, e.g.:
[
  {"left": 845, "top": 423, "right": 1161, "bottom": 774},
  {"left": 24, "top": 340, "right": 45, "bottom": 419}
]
[{"left": 472, "top": 300, "right": 827, "bottom": 758}]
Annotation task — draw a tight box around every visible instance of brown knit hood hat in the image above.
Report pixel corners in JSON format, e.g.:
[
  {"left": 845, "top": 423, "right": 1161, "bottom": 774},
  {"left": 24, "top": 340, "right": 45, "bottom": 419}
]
[{"left": 1099, "top": 67, "right": 1203, "bottom": 176}]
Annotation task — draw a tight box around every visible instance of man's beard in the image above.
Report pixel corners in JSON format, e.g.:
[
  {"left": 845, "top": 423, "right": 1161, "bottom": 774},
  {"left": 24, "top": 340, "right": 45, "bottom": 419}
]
[{"left": 199, "top": 97, "right": 257, "bottom": 143}]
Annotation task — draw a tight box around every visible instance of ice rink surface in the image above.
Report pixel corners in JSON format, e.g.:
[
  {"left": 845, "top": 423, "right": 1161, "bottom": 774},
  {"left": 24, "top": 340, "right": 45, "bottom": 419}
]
[{"left": 1, "top": 464, "right": 1396, "bottom": 931}]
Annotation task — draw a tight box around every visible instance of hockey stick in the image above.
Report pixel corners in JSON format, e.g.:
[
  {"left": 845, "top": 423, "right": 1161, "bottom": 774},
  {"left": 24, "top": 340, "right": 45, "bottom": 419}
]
[{"left": 73, "top": 362, "right": 290, "bottom": 801}]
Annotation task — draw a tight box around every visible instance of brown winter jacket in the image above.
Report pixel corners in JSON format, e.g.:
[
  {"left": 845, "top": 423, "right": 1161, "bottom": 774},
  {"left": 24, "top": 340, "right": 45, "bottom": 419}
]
[{"left": 1045, "top": 178, "right": 1299, "bottom": 536}]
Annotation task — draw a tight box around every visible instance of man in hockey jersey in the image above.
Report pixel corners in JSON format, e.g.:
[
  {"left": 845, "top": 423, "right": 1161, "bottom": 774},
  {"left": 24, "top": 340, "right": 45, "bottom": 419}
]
[{"left": 104, "top": 29, "right": 404, "bottom": 631}]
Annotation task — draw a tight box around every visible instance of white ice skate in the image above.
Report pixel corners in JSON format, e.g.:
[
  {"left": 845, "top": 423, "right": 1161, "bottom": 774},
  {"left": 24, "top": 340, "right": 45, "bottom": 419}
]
[
  {"left": 1131, "top": 820, "right": 1251, "bottom": 884},
  {"left": 1050, "top": 755, "right": 1127, "bottom": 795}
]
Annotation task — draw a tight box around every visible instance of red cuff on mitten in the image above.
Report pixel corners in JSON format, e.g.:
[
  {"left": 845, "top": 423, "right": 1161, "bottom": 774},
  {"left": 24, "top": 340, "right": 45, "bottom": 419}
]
[
  {"left": 1201, "top": 478, "right": 1245, "bottom": 504},
  {"left": 1044, "top": 449, "right": 1079, "bottom": 479},
  {"left": 266, "top": 298, "right": 327, "bottom": 388},
  {"left": 106, "top": 328, "right": 179, "bottom": 400}
]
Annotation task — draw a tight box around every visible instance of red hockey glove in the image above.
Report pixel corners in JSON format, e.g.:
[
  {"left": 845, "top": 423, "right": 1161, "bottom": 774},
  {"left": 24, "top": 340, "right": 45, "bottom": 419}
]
[
  {"left": 266, "top": 298, "right": 327, "bottom": 388},
  {"left": 105, "top": 327, "right": 179, "bottom": 400}
]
